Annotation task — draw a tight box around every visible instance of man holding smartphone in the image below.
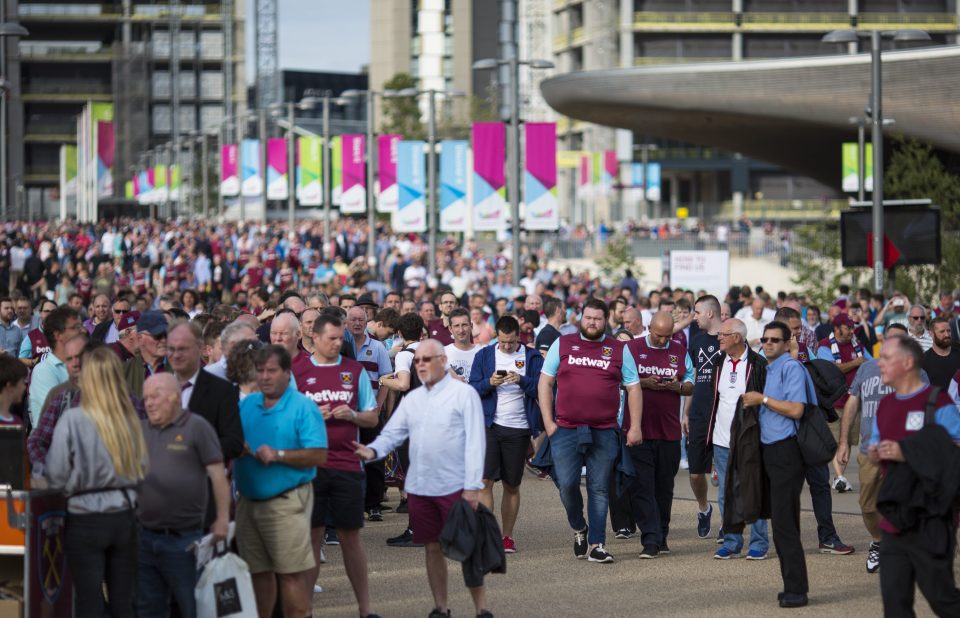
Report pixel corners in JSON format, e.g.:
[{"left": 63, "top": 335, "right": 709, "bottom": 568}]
[{"left": 469, "top": 315, "right": 543, "bottom": 554}]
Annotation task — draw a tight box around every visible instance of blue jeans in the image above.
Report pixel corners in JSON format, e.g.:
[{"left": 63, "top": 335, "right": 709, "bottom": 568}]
[
  {"left": 549, "top": 426, "right": 619, "bottom": 545},
  {"left": 137, "top": 527, "right": 204, "bottom": 618},
  {"left": 714, "top": 445, "right": 769, "bottom": 554}
]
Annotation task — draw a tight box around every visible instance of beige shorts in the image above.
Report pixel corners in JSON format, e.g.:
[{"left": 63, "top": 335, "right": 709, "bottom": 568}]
[
  {"left": 236, "top": 483, "right": 315, "bottom": 574},
  {"left": 829, "top": 414, "right": 861, "bottom": 447},
  {"left": 857, "top": 452, "right": 881, "bottom": 515}
]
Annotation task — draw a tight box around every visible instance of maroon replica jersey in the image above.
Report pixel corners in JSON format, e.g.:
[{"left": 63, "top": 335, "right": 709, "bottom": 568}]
[
  {"left": 294, "top": 357, "right": 365, "bottom": 472},
  {"left": 427, "top": 319, "right": 454, "bottom": 346},
  {"left": 625, "top": 337, "right": 685, "bottom": 441},
  {"left": 818, "top": 336, "right": 862, "bottom": 408},
  {"left": 554, "top": 334, "right": 624, "bottom": 430}
]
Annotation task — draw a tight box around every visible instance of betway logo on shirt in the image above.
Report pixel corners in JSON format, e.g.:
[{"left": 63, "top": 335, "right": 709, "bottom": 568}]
[
  {"left": 304, "top": 389, "right": 352, "bottom": 403},
  {"left": 639, "top": 364, "right": 676, "bottom": 378},
  {"left": 567, "top": 355, "right": 610, "bottom": 371}
]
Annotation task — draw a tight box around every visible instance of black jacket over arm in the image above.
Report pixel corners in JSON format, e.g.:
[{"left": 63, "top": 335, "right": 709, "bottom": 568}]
[
  {"left": 706, "top": 348, "right": 770, "bottom": 533},
  {"left": 187, "top": 368, "right": 244, "bottom": 461}
]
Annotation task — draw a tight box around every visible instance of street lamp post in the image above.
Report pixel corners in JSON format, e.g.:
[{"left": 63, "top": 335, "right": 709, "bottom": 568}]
[
  {"left": 472, "top": 57, "right": 554, "bottom": 285},
  {"left": 269, "top": 96, "right": 318, "bottom": 231},
  {"left": 200, "top": 130, "right": 212, "bottom": 219},
  {"left": 392, "top": 87, "right": 466, "bottom": 279},
  {"left": 822, "top": 28, "right": 930, "bottom": 293}
]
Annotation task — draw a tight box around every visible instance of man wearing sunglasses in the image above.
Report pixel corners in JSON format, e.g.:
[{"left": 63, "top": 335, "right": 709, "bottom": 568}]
[
  {"left": 741, "top": 321, "right": 818, "bottom": 609},
  {"left": 91, "top": 297, "right": 130, "bottom": 344},
  {"left": 353, "top": 339, "right": 490, "bottom": 618}
]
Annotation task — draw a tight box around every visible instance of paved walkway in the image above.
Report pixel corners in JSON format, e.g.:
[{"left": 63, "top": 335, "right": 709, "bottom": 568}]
[{"left": 311, "top": 464, "right": 955, "bottom": 617}]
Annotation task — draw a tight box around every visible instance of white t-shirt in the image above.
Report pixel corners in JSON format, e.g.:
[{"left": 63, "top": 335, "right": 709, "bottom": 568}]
[
  {"left": 395, "top": 341, "right": 420, "bottom": 376},
  {"left": 713, "top": 350, "right": 749, "bottom": 449},
  {"left": 494, "top": 348, "right": 527, "bottom": 428},
  {"left": 445, "top": 343, "right": 480, "bottom": 383}
]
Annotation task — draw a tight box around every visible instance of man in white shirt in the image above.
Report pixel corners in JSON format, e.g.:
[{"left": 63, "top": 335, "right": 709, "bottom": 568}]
[
  {"left": 445, "top": 309, "right": 480, "bottom": 383},
  {"left": 354, "top": 340, "right": 490, "bottom": 618},
  {"left": 708, "top": 318, "right": 770, "bottom": 560},
  {"left": 907, "top": 305, "right": 934, "bottom": 352},
  {"left": 742, "top": 298, "right": 771, "bottom": 352}
]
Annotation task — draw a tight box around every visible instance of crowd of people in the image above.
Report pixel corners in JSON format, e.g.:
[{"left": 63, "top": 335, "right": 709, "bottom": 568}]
[{"left": 1, "top": 217, "right": 959, "bottom": 617}]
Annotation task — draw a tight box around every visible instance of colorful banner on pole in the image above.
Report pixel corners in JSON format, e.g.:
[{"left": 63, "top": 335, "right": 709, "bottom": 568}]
[
  {"left": 91, "top": 103, "right": 116, "bottom": 198},
  {"left": 138, "top": 169, "right": 153, "bottom": 205},
  {"left": 439, "top": 140, "right": 469, "bottom": 232},
  {"left": 394, "top": 140, "right": 426, "bottom": 232},
  {"left": 340, "top": 134, "right": 366, "bottom": 213},
  {"left": 601, "top": 150, "right": 617, "bottom": 189},
  {"left": 266, "top": 138, "right": 288, "bottom": 200},
  {"left": 59, "top": 144, "right": 78, "bottom": 219},
  {"left": 377, "top": 134, "right": 401, "bottom": 213},
  {"left": 169, "top": 164, "right": 181, "bottom": 201},
  {"left": 154, "top": 165, "right": 169, "bottom": 202},
  {"left": 841, "top": 142, "right": 874, "bottom": 193},
  {"left": 331, "top": 136, "right": 343, "bottom": 205},
  {"left": 472, "top": 122, "right": 506, "bottom": 232},
  {"left": 220, "top": 144, "right": 239, "bottom": 196},
  {"left": 630, "top": 162, "right": 663, "bottom": 202},
  {"left": 241, "top": 139, "right": 262, "bottom": 197},
  {"left": 296, "top": 137, "right": 322, "bottom": 206},
  {"left": 524, "top": 122, "right": 558, "bottom": 231}
]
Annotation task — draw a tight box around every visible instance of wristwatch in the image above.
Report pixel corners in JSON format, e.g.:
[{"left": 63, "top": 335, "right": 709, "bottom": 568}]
[
  {"left": 762, "top": 396, "right": 769, "bottom": 406},
  {"left": 277, "top": 449, "right": 286, "bottom": 462}
]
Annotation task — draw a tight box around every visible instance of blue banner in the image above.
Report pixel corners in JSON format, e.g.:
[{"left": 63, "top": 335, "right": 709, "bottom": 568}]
[
  {"left": 240, "top": 138, "right": 262, "bottom": 197},
  {"left": 439, "top": 140, "right": 468, "bottom": 232},
  {"left": 631, "top": 162, "right": 662, "bottom": 202},
  {"left": 393, "top": 140, "right": 426, "bottom": 233}
]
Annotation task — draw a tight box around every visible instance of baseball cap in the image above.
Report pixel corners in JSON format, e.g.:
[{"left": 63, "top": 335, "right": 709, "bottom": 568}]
[
  {"left": 136, "top": 310, "right": 168, "bottom": 337},
  {"left": 118, "top": 311, "right": 141, "bottom": 332}
]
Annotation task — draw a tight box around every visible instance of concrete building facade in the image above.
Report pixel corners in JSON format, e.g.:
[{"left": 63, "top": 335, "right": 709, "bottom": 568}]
[{"left": 8, "top": 0, "right": 245, "bottom": 218}]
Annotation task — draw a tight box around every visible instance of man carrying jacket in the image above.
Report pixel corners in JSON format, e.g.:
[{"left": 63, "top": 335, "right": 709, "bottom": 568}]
[
  {"left": 868, "top": 333, "right": 960, "bottom": 617},
  {"left": 705, "top": 318, "right": 770, "bottom": 560},
  {"left": 469, "top": 315, "right": 543, "bottom": 554}
]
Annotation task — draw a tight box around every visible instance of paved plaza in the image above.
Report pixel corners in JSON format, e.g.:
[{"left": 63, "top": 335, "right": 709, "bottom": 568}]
[{"left": 313, "top": 461, "right": 958, "bottom": 617}]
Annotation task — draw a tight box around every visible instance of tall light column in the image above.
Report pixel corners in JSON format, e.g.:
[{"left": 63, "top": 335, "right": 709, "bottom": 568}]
[
  {"left": 822, "top": 28, "right": 930, "bottom": 293},
  {"left": 0, "top": 22, "right": 28, "bottom": 222}
]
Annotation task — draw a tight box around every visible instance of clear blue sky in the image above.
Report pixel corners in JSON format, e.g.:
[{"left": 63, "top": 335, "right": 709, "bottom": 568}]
[{"left": 246, "top": 0, "right": 370, "bottom": 81}]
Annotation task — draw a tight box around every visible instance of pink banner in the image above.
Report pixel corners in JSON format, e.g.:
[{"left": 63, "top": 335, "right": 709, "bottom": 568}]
[
  {"left": 340, "top": 134, "right": 366, "bottom": 213},
  {"left": 377, "top": 134, "right": 400, "bottom": 212},
  {"left": 603, "top": 150, "right": 617, "bottom": 181},
  {"left": 219, "top": 144, "right": 239, "bottom": 196},
  {"left": 579, "top": 155, "right": 590, "bottom": 186},
  {"left": 96, "top": 121, "right": 115, "bottom": 198},
  {"left": 266, "top": 138, "right": 288, "bottom": 200},
  {"left": 524, "top": 122, "right": 558, "bottom": 231}
]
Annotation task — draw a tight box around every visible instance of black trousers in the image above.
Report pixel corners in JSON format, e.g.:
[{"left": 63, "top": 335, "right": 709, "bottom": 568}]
[
  {"left": 880, "top": 526, "right": 960, "bottom": 617},
  {"left": 65, "top": 510, "right": 139, "bottom": 618},
  {"left": 361, "top": 426, "right": 385, "bottom": 509},
  {"left": 621, "top": 439, "right": 680, "bottom": 547},
  {"left": 762, "top": 437, "right": 809, "bottom": 596}
]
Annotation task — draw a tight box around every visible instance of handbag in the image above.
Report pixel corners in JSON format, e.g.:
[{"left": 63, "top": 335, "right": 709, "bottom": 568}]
[
  {"left": 795, "top": 403, "right": 838, "bottom": 467},
  {"left": 195, "top": 546, "right": 258, "bottom": 618}
]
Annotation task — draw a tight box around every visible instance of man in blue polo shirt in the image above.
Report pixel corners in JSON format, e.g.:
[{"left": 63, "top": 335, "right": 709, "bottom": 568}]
[
  {"left": 235, "top": 345, "right": 328, "bottom": 618},
  {"left": 742, "top": 321, "right": 815, "bottom": 609}
]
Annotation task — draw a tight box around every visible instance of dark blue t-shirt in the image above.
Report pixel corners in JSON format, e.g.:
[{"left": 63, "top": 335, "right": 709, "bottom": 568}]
[{"left": 688, "top": 331, "right": 721, "bottom": 420}]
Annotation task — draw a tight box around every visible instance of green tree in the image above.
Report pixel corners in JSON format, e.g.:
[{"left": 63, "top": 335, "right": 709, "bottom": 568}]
[
  {"left": 883, "top": 137, "right": 960, "bottom": 303},
  {"left": 379, "top": 73, "right": 425, "bottom": 140},
  {"left": 788, "top": 223, "right": 867, "bottom": 307},
  {"left": 596, "top": 236, "right": 643, "bottom": 283}
]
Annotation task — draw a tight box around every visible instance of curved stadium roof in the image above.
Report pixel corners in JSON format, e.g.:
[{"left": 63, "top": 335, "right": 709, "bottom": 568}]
[{"left": 540, "top": 45, "right": 960, "bottom": 187}]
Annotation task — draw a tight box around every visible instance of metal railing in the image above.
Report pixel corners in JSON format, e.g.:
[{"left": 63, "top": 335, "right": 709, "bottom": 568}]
[
  {"left": 632, "top": 11, "right": 957, "bottom": 32},
  {"left": 633, "top": 11, "right": 737, "bottom": 30},
  {"left": 634, "top": 56, "right": 732, "bottom": 65},
  {"left": 857, "top": 12, "right": 958, "bottom": 29},
  {"left": 715, "top": 199, "right": 846, "bottom": 221}
]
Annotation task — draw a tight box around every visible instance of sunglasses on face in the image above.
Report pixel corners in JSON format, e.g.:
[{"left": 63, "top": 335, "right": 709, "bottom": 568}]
[
  {"left": 760, "top": 337, "right": 785, "bottom": 344},
  {"left": 413, "top": 355, "right": 441, "bottom": 365}
]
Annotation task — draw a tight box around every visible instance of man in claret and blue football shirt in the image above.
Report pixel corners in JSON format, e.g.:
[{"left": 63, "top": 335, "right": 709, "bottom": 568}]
[
  {"left": 293, "top": 313, "right": 382, "bottom": 618},
  {"left": 624, "top": 311, "right": 694, "bottom": 558},
  {"left": 538, "top": 298, "right": 643, "bottom": 564}
]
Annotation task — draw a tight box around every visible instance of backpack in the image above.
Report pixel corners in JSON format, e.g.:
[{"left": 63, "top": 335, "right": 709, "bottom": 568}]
[
  {"left": 803, "top": 359, "right": 847, "bottom": 423},
  {"left": 395, "top": 346, "right": 422, "bottom": 405}
]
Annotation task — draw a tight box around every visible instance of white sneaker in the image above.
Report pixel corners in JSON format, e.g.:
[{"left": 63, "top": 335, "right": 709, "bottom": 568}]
[
  {"left": 832, "top": 475, "right": 852, "bottom": 493},
  {"left": 319, "top": 547, "right": 326, "bottom": 563},
  {"left": 581, "top": 466, "right": 587, "bottom": 477},
  {"left": 679, "top": 459, "right": 689, "bottom": 470}
]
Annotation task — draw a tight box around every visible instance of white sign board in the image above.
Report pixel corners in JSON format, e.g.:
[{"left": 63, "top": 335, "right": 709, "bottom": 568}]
[{"left": 669, "top": 250, "right": 730, "bottom": 296}]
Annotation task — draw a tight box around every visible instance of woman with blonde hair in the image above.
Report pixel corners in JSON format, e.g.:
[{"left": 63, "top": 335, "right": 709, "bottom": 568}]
[{"left": 46, "top": 346, "right": 148, "bottom": 618}]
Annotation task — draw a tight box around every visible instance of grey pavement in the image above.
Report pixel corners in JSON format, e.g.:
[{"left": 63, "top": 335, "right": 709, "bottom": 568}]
[{"left": 311, "top": 465, "right": 956, "bottom": 617}]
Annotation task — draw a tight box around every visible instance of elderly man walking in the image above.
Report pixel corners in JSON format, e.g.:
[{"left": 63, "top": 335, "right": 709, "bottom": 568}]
[
  {"left": 137, "top": 373, "right": 230, "bottom": 618},
  {"left": 353, "top": 339, "right": 491, "bottom": 618}
]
